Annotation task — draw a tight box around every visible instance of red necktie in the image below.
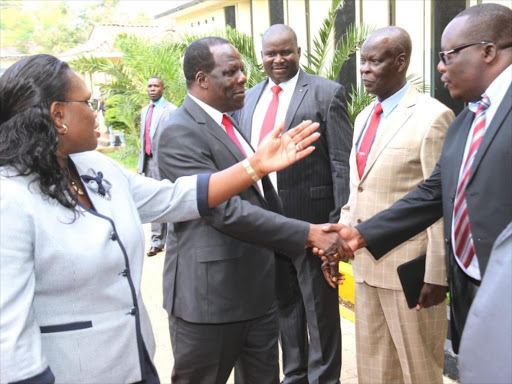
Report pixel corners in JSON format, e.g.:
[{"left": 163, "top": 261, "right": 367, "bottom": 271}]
[
  {"left": 222, "top": 114, "right": 247, "bottom": 158},
  {"left": 259, "top": 85, "right": 282, "bottom": 145},
  {"left": 453, "top": 95, "right": 490, "bottom": 269},
  {"left": 356, "top": 103, "right": 383, "bottom": 178},
  {"left": 145, "top": 103, "right": 155, "bottom": 156}
]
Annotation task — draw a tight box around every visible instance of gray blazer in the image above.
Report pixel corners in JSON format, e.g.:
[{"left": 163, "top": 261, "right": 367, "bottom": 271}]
[
  {"left": 236, "top": 70, "right": 351, "bottom": 223},
  {"left": 357, "top": 83, "right": 512, "bottom": 352},
  {"left": 459, "top": 221, "right": 512, "bottom": 384},
  {"left": 156, "top": 96, "right": 310, "bottom": 323},
  {"left": 0, "top": 151, "right": 206, "bottom": 383},
  {"left": 137, "top": 98, "right": 177, "bottom": 174}
]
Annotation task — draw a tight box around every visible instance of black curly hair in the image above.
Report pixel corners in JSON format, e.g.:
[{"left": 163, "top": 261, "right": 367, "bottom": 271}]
[{"left": 0, "top": 54, "right": 77, "bottom": 210}]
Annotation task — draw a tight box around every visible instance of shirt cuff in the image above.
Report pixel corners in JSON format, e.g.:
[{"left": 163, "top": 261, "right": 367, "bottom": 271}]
[
  {"left": 10, "top": 366, "right": 55, "bottom": 384},
  {"left": 196, "top": 173, "right": 212, "bottom": 217}
]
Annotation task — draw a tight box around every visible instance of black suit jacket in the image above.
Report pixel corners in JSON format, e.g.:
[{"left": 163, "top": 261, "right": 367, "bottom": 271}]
[
  {"left": 156, "top": 96, "right": 310, "bottom": 324},
  {"left": 357, "top": 83, "right": 512, "bottom": 351},
  {"left": 236, "top": 70, "right": 352, "bottom": 224}
]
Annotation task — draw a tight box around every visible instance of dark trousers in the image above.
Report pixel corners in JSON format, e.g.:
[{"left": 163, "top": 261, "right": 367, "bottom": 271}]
[
  {"left": 169, "top": 304, "right": 279, "bottom": 384},
  {"left": 143, "top": 155, "right": 167, "bottom": 249},
  {"left": 448, "top": 252, "right": 480, "bottom": 354},
  {"left": 276, "top": 251, "right": 341, "bottom": 384}
]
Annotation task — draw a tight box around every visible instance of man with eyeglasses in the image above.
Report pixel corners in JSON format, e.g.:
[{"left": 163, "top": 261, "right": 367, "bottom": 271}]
[{"left": 322, "top": 2, "right": 512, "bottom": 357}]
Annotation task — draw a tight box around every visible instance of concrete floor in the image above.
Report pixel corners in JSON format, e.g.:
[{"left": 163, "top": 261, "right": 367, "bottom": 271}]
[{"left": 140, "top": 224, "right": 457, "bottom": 383}]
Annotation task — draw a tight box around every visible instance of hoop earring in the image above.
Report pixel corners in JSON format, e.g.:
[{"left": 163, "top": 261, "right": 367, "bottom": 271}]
[{"left": 61, "top": 124, "right": 68, "bottom": 135}]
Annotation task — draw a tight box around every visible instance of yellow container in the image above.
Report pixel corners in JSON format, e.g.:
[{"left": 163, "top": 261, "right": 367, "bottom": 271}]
[{"left": 339, "top": 262, "right": 355, "bottom": 322}]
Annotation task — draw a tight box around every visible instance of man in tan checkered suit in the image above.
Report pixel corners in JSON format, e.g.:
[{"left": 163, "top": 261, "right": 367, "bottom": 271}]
[{"left": 339, "top": 27, "right": 455, "bottom": 384}]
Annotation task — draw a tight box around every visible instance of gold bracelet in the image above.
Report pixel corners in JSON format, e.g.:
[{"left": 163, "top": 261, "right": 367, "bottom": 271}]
[{"left": 242, "top": 158, "right": 260, "bottom": 182}]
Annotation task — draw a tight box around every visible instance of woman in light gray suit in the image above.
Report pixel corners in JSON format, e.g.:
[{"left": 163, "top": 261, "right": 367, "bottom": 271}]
[{"left": 0, "top": 54, "right": 320, "bottom": 384}]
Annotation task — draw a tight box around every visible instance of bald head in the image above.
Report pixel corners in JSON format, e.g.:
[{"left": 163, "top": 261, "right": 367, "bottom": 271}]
[
  {"left": 454, "top": 3, "right": 512, "bottom": 48},
  {"left": 360, "top": 26, "right": 411, "bottom": 100},
  {"left": 363, "top": 26, "right": 412, "bottom": 68},
  {"left": 438, "top": 4, "right": 512, "bottom": 102},
  {"left": 262, "top": 24, "right": 298, "bottom": 48},
  {"left": 261, "top": 24, "right": 301, "bottom": 84}
]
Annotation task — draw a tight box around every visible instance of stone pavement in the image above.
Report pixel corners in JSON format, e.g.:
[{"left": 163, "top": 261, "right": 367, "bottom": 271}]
[{"left": 140, "top": 224, "right": 457, "bottom": 383}]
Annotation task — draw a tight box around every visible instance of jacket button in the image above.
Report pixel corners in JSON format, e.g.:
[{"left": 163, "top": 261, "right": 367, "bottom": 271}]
[
  {"left": 110, "top": 232, "right": 118, "bottom": 241},
  {"left": 357, "top": 219, "right": 362, "bottom": 224},
  {"left": 445, "top": 238, "right": 449, "bottom": 244},
  {"left": 358, "top": 187, "right": 363, "bottom": 192},
  {"left": 119, "top": 268, "right": 129, "bottom": 277},
  {"left": 450, "top": 195, "right": 455, "bottom": 202},
  {"left": 127, "top": 307, "right": 138, "bottom": 316}
]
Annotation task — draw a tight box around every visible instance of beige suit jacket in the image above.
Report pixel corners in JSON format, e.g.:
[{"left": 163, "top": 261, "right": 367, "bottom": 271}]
[{"left": 339, "top": 86, "right": 455, "bottom": 290}]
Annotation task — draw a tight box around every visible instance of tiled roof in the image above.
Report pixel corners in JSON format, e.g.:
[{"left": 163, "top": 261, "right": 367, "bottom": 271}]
[{"left": 59, "top": 23, "right": 174, "bottom": 60}]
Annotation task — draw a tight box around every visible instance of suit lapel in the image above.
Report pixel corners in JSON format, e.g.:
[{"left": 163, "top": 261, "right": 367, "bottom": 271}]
[
  {"left": 242, "top": 81, "right": 267, "bottom": 139},
  {"left": 183, "top": 97, "right": 263, "bottom": 197},
  {"left": 445, "top": 111, "right": 475, "bottom": 197},
  {"left": 468, "top": 83, "right": 512, "bottom": 186},
  {"left": 352, "top": 106, "right": 372, "bottom": 182},
  {"left": 151, "top": 101, "right": 169, "bottom": 139},
  {"left": 361, "top": 86, "right": 417, "bottom": 181},
  {"left": 284, "top": 70, "right": 308, "bottom": 131}
]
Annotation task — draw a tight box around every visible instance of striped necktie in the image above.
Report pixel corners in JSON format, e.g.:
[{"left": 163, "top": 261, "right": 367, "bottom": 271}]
[{"left": 453, "top": 95, "right": 490, "bottom": 269}]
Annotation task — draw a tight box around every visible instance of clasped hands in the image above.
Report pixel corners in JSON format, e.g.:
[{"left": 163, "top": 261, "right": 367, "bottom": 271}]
[{"left": 306, "top": 223, "right": 366, "bottom": 288}]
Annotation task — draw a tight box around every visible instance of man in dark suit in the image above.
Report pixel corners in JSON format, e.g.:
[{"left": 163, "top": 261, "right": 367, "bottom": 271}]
[
  {"left": 156, "top": 37, "right": 344, "bottom": 383},
  {"left": 137, "top": 76, "right": 176, "bottom": 256},
  {"left": 323, "top": 3, "right": 512, "bottom": 354},
  {"left": 236, "top": 24, "right": 351, "bottom": 384}
]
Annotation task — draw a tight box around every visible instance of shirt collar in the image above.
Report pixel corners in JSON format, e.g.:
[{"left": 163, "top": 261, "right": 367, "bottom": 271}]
[
  {"left": 151, "top": 97, "right": 165, "bottom": 108},
  {"left": 267, "top": 69, "right": 300, "bottom": 93},
  {"left": 377, "top": 82, "right": 410, "bottom": 118},
  {"left": 468, "top": 64, "right": 512, "bottom": 113},
  {"left": 188, "top": 93, "right": 224, "bottom": 126}
]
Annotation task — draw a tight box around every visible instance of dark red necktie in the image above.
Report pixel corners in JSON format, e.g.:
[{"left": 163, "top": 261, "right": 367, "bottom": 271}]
[
  {"left": 144, "top": 103, "right": 155, "bottom": 156},
  {"left": 453, "top": 95, "right": 490, "bottom": 269},
  {"left": 259, "top": 85, "right": 282, "bottom": 145},
  {"left": 356, "top": 103, "right": 383, "bottom": 178},
  {"left": 222, "top": 114, "right": 247, "bottom": 158}
]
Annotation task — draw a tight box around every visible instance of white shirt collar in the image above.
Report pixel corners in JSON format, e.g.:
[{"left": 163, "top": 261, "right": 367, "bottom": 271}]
[
  {"left": 468, "top": 64, "right": 512, "bottom": 113},
  {"left": 188, "top": 93, "right": 225, "bottom": 126},
  {"left": 266, "top": 69, "right": 300, "bottom": 94}
]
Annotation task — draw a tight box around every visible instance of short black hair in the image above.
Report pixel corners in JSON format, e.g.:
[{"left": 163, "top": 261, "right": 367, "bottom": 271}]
[
  {"left": 455, "top": 3, "right": 512, "bottom": 47},
  {"left": 183, "top": 37, "right": 230, "bottom": 88},
  {"left": 148, "top": 76, "right": 164, "bottom": 86}
]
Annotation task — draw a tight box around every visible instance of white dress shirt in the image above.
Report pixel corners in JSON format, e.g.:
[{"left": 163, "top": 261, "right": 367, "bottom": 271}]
[
  {"left": 250, "top": 71, "right": 300, "bottom": 189},
  {"left": 451, "top": 64, "right": 512, "bottom": 280},
  {"left": 188, "top": 93, "right": 264, "bottom": 194}
]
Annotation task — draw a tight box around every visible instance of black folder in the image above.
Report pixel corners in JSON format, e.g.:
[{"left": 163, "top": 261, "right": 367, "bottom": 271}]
[{"left": 397, "top": 255, "right": 426, "bottom": 309}]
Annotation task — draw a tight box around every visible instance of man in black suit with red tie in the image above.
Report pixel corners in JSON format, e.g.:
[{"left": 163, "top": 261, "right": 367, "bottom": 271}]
[{"left": 237, "top": 24, "right": 352, "bottom": 384}]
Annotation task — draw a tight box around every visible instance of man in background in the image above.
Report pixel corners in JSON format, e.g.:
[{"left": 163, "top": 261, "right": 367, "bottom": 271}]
[
  {"left": 339, "top": 26, "right": 454, "bottom": 383},
  {"left": 137, "top": 76, "right": 176, "bottom": 256},
  {"left": 237, "top": 24, "right": 351, "bottom": 384}
]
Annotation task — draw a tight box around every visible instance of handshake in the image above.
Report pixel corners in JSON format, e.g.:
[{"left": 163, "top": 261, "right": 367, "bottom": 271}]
[{"left": 306, "top": 223, "right": 368, "bottom": 288}]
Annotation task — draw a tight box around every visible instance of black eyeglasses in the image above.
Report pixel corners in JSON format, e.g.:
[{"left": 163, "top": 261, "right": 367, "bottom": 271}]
[
  {"left": 58, "top": 99, "right": 95, "bottom": 109},
  {"left": 438, "top": 41, "right": 493, "bottom": 65}
]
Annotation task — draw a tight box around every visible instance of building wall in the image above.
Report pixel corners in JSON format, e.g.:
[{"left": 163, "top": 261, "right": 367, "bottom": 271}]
[{"left": 156, "top": 0, "right": 510, "bottom": 108}]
